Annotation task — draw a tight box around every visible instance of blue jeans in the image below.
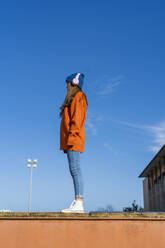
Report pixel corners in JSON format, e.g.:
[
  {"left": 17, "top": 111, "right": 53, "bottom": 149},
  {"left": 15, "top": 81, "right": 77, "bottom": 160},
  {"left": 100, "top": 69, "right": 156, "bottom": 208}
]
[{"left": 66, "top": 150, "right": 83, "bottom": 198}]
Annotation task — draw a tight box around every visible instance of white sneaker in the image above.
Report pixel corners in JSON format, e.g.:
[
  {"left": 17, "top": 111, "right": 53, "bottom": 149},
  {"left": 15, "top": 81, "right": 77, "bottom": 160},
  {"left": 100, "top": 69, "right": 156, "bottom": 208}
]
[{"left": 61, "top": 200, "right": 84, "bottom": 213}]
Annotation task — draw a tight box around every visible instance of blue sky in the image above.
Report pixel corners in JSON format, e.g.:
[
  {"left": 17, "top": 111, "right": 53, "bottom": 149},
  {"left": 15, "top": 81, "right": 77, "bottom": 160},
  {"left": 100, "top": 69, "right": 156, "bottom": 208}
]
[{"left": 0, "top": 0, "right": 165, "bottom": 212}]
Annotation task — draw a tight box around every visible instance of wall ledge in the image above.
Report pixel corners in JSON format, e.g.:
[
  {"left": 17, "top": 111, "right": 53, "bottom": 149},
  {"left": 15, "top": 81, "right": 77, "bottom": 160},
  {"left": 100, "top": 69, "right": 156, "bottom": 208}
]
[{"left": 0, "top": 212, "right": 165, "bottom": 220}]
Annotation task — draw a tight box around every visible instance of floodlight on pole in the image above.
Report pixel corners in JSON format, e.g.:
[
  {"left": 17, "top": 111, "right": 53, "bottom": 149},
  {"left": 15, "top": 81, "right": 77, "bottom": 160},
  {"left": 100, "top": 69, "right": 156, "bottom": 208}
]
[{"left": 27, "top": 159, "right": 38, "bottom": 213}]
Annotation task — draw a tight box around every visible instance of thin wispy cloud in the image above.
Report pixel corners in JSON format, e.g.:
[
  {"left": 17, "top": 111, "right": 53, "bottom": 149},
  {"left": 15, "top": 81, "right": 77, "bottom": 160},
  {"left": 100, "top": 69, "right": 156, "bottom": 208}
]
[
  {"left": 108, "top": 118, "right": 146, "bottom": 130},
  {"left": 85, "top": 113, "right": 103, "bottom": 136},
  {"left": 109, "top": 118, "right": 165, "bottom": 153},
  {"left": 86, "top": 117, "right": 97, "bottom": 136},
  {"left": 148, "top": 121, "right": 165, "bottom": 152},
  {"left": 97, "top": 76, "right": 122, "bottom": 96}
]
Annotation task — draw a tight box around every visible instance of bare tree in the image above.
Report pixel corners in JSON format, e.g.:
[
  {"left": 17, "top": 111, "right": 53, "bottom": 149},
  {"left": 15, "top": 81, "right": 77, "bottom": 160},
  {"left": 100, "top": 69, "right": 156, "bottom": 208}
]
[
  {"left": 96, "top": 204, "right": 114, "bottom": 213},
  {"left": 105, "top": 205, "right": 114, "bottom": 213}
]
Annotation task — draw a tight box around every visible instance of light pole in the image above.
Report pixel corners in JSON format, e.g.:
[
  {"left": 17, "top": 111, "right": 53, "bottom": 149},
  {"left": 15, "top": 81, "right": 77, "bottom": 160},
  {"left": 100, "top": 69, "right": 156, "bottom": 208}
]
[{"left": 27, "top": 159, "right": 38, "bottom": 213}]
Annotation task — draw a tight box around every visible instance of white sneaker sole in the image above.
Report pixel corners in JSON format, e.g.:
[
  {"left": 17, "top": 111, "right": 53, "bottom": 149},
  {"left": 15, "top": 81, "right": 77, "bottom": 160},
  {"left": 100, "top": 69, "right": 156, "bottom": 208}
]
[{"left": 61, "top": 209, "right": 84, "bottom": 213}]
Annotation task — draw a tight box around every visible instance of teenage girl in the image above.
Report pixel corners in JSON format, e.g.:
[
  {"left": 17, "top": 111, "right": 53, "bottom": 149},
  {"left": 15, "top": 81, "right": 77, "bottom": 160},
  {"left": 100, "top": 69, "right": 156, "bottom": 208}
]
[{"left": 59, "top": 73, "right": 88, "bottom": 213}]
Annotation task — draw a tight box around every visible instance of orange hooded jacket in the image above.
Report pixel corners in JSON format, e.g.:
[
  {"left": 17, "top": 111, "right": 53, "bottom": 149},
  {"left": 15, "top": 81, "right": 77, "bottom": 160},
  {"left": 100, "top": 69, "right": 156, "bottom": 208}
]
[{"left": 60, "top": 91, "right": 87, "bottom": 153}]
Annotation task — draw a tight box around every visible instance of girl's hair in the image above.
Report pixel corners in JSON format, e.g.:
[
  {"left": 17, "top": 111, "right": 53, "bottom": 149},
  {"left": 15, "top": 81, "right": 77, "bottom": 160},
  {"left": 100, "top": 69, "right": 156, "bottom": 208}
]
[{"left": 59, "top": 84, "right": 88, "bottom": 118}]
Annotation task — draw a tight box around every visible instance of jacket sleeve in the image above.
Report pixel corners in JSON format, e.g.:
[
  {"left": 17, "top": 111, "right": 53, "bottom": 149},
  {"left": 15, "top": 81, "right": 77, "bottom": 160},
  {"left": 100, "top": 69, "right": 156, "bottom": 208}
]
[{"left": 67, "top": 93, "right": 86, "bottom": 146}]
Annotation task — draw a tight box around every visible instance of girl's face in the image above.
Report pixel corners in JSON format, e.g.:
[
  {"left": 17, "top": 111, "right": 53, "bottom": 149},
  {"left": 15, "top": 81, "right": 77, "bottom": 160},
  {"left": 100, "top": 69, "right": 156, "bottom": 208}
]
[{"left": 66, "top": 82, "right": 72, "bottom": 90}]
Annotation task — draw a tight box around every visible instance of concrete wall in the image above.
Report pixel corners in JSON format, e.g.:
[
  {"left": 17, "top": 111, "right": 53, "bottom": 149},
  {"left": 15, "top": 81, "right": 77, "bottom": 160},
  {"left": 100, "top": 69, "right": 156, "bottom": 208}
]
[
  {"left": 142, "top": 157, "right": 165, "bottom": 212},
  {"left": 143, "top": 177, "right": 149, "bottom": 211},
  {"left": 0, "top": 213, "right": 165, "bottom": 248},
  {"left": 143, "top": 164, "right": 165, "bottom": 211}
]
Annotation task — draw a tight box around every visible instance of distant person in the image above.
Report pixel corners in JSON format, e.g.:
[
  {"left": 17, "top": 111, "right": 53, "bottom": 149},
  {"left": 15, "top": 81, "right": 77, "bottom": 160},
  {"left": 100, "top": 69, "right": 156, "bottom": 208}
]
[{"left": 59, "top": 73, "right": 88, "bottom": 213}]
